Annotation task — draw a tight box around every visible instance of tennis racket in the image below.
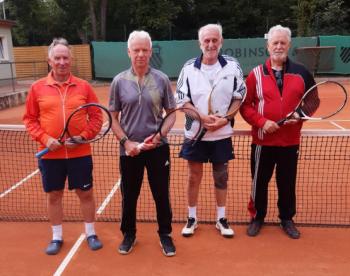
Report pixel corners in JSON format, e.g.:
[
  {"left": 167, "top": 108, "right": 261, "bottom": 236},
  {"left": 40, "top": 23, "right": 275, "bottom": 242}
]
[
  {"left": 277, "top": 80, "right": 348, "bottom": 125},
  {"left": 192, "top": 78, "right": 246, "bottom": 146},
  {"left": 35, "top": 103, "right": 112, "bottom": 158},
  {"left": 130, "top": 107, "right": 202, "bottom": 153}
]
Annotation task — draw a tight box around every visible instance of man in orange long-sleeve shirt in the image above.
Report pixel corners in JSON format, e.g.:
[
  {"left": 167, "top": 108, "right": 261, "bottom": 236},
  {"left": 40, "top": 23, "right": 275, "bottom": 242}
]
[{"left": 23, "top": 38, "right": 103, "bottom": 255}]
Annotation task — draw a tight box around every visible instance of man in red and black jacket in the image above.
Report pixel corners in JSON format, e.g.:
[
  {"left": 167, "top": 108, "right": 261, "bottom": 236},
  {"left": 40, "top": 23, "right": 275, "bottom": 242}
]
[{"left": 240, "top": 24, "right": 315, "bottom": 239}]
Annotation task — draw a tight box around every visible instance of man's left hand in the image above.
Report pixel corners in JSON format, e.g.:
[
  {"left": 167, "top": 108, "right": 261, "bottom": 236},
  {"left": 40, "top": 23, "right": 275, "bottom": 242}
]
[
  {"left": 65, "top": 136, "right": 84, "bottom": 148},
  {"left": 139, "top": 133, "right": 161, "bottom": 151},
  {"left": 204, "top": 115, "right": 228, "bottom": 131},
  {"left": 284, "top": 112, "right": 301, "bottom": 125}
]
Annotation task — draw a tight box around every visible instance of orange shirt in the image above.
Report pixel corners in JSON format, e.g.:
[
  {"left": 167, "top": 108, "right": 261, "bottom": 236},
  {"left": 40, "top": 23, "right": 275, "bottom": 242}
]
[{"left": 23, "top": 72, "right": 101, "bottom": 159}]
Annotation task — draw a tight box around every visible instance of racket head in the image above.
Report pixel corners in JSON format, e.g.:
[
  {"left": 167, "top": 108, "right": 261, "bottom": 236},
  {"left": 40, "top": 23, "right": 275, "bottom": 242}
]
[
  {"left": 298, "top": 80, "right": 347, "bottom": 120},
  {"left": 224, "top": 81, "right": 247, "bottom": 119},
  {"left": 207, "top": 75, "right": 247, "bottom": 119},
  {"left": 66, "top": 103, "right": 112, "bottom": 143},
  {"left": 159, "top": 107, "right": 202, "bottom": 145}
]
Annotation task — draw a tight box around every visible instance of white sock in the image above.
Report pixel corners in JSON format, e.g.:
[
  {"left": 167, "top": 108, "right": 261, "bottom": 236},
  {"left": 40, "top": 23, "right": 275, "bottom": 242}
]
[
  {"left": 52, "top": 225, "right": 63, "bottom": 241},
  {"left": 217, "top": 206, "right": 226, "bottom": 221},
  {"left": 188, "top": 206, "right": 197, "bottom": 220},
  {"left": 85, "top": 222, "right": 96, "bottom": 237}
]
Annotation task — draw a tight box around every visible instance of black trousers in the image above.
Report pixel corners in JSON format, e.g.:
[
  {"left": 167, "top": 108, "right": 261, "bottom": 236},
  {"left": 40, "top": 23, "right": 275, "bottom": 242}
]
[
  {"left": 249, "top": 144, "right": 299, "bottom": 221},
  {"left": 119, "top": 144, "right": 172, "bottom": 236}
]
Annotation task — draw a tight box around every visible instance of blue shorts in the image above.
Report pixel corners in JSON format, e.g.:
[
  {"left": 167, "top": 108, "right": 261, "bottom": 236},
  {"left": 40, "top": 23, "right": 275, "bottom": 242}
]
[
  {"left": 38, "top": 156, "right": 93, "bottom": 193},
  {"left": 179, "top": 137, "right": 234, "bottom": 163}
]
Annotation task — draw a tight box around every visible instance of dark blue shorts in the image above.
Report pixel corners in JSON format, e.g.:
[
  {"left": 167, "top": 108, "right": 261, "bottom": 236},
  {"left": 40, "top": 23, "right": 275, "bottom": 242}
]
[
  {"left": 179, "top": 137, "right": 234, "bottom": 163},
  {"left": 38, "top": 156, "right": 93, "bottom": 193}
]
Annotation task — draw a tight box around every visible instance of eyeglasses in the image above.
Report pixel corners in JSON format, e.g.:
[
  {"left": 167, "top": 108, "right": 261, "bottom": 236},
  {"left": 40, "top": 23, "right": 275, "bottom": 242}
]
[{"left": 275, "top": 70, "right": 283, "bottom": 90}]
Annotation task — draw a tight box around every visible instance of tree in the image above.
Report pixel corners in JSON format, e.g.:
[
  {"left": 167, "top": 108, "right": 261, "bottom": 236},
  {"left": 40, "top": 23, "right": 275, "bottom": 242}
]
[
  {"left": 8, "top": 0, "right": 63, "bottom": 45},
  {"left": 5, "top": 0, "right": 350, "bottom": 46},
  {"left": 311, "top": 0, "right": 349, "bottom": 35}
]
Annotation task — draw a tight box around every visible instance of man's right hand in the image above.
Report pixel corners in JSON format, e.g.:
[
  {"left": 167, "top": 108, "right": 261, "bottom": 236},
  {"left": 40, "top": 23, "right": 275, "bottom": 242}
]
[
  {"left": 262, "top": 120, "right": 280, "bottom": 134},
  {"left": 124, "top": 140, "right": 142, "bottom": 156},
  {"left": 46, "top": 137, "right": 62, "bottom": 151}
]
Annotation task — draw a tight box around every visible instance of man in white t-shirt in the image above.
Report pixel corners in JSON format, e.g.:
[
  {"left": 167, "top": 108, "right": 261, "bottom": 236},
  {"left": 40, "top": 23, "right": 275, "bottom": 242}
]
[{"left": 176, "top": 23, "right": 245, "bottom": 238}]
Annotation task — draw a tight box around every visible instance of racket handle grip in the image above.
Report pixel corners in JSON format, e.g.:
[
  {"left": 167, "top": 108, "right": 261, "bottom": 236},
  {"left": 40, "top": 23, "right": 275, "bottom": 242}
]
[
  {"left": 35, "top": 148, "right": 49, "bottom": 159},
  {"left": 192, "top": 128, "right": 207, "bottom": 147},
  {"left": 276, "top": 118, "right": 286, "bottom": 126},
  {"left": 125, "top": 143, "right": 143, "bottom": 156}
]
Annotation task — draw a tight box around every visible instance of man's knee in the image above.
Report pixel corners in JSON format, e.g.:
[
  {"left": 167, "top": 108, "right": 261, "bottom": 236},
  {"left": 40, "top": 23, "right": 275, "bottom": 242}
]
[
  {"left": 213, "top": 163, "right": 228, "bottom": 190},
  {"left": 48, "top": 190, "right": 64, "bottom": 204},
  {"left": 76, "top": 188, "right": 94, "bottom": 202}
]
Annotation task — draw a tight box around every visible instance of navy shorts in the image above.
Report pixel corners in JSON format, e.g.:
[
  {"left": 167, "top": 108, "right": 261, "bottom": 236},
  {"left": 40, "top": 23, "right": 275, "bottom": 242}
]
[
  {"left": 179, "top": 137, "right": 234, "bottom": 163},
  {"left": 38, "top": 156, "right": 93, "bottom": 193}
]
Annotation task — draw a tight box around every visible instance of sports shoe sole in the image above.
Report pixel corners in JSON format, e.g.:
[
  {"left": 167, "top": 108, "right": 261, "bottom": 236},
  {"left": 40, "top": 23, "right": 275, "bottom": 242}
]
[
  {"left": 181, "top": 223, "right": 198, "bottom": 237},
  {"left": 118, "top": 239, "right": 136, "bottom": 255}
]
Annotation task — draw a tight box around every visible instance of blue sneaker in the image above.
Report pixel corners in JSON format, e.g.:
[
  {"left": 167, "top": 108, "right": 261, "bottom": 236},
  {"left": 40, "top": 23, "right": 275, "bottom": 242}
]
[
  {"left": 45, "top": 240, "right": 63, "bottom": 255},
  {"left": 87, "top": 235, "right": 103, "bottom": 250}
]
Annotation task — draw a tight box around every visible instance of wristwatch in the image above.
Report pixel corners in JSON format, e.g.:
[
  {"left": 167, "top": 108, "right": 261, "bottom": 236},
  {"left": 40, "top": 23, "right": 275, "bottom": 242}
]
[{"left": 120, "top": 136, "right": 129, "bottom": 146}]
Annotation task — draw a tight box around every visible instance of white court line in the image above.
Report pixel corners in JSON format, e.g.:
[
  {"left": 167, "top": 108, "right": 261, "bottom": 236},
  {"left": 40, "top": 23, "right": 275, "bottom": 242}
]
[
  {"left": 0, "top": 169, "right": 39, "bottom": 198},
  {"left": 96, "top": 179, "right": 121, "bottom": 215},
  {"left": 330, "top": 121, "right": 347, "bottom": 130},
  {"left": 53, "top": 179, "right": 121, "bottom": 275},
  {"left": 53, "top": 234, "right": 86, "bottom": 276}
]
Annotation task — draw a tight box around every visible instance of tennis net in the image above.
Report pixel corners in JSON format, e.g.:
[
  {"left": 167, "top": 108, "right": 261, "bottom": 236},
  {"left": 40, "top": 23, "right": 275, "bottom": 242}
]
[{"left": 1, "top": 125, "right": 349, "bottom": 226}]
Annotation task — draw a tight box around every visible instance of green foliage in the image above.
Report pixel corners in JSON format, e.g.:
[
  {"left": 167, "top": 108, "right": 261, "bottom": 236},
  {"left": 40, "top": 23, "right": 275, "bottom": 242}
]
[
  {"left": 5, "top": 0, "right": 350, "bottom": 46},
  {"left": 311, "top": 0, "right": 349, "bottom": 35}
]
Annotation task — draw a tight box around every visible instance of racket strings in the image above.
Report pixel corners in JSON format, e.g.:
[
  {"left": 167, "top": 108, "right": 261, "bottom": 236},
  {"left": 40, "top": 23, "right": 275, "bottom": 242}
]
[
  {"left": 185, "top": 115, "right": 194, "bottom": 130},
  {"left": 301, "top": 88, "right": 320, "bottom": 117},
  {"left": 300, "top": 82, "right": 347, "bottom": 119},
  {"left": 157, "top": 107, "right": 202, "bottom": 145},
  {"left": 160, "top": 112, "right": 176, "bottom": 137},
  {"left": 67, "top": 105, "right": 111, "bottom": 143}
]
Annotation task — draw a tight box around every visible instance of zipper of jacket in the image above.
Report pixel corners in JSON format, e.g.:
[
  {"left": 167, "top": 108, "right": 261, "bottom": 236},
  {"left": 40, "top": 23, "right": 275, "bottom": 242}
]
[
  {"left": 137, "top": 81, "right": 142, "bottom": 105},
  {"left": 56, "top": 84, "right": 70, "bottom": 158}
]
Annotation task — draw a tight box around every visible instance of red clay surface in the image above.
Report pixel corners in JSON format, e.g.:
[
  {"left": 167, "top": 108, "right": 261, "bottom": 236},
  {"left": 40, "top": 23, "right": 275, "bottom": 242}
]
[{"left": 0, "top": 222, "right": 349, "bottom": 276}]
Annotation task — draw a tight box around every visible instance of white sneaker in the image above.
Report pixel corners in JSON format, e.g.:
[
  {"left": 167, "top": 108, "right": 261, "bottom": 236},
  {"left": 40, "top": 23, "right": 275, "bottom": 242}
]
[
  {"left": 216, "top": 218, "right": 234, "bottom": 238},
  {"left": 181, "top": 217, "right": 198, "bottom": 237}
]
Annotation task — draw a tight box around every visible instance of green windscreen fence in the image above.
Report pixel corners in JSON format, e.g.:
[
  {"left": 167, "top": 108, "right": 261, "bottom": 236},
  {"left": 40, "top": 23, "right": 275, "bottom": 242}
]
[
  {"left": 92, "top": 36, "right": 350, "bottom": 79},
  {"left": 294, "top": 46, "right": 336, "bottom": 75},
  {"left": 319, "top": 36, "right": 350, "bottom": 75}
]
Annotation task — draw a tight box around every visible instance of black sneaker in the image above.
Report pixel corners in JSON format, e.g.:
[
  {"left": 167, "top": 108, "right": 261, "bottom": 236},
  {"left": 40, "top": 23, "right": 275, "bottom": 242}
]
[
  {"left": 280, "top": 220, "right": 300, "bottom": 239},
  {"left": 247, "top": 219, "right": 263, "bottom": 237},
  {"left": 159, "top": 235, "right": 176, "bottom": 257},
  {"left": 118, "top": 234, "right": 136, "bottom": 255}
]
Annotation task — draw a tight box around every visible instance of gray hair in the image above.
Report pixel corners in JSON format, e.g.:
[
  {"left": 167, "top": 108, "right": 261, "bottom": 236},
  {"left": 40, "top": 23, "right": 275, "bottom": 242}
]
[
  {"left": 267, "top": 25, "right": 292, "bottom": 42},
  {"left": 48, "top": 38, "right": 70, "bottom": 58},
  {"left": 198, "top": 24, "right": 223, "bottom": 42},
  {"left": 127, "top": 30, "right": 152, "bottom": 49}
]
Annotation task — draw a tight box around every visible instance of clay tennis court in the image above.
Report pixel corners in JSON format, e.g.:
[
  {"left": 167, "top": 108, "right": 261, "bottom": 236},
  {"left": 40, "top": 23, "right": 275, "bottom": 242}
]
[{"left": 0, "top": 80, "right": 350, "bottom": 275}]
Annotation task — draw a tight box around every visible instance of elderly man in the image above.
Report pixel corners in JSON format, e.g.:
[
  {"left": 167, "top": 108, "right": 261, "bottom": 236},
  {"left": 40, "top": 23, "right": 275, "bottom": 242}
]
[
  {"left": 240, "top": 25, "right": 316, "bottom": 239},
  {"left": 109, "top": 30, "right": 176, "bottom": 256},
  {"left": 23, "top": 38, "right": 103, "bottom": 255},
  {"left": 176, "top": 23, "right": 245, "bottom": 238}
]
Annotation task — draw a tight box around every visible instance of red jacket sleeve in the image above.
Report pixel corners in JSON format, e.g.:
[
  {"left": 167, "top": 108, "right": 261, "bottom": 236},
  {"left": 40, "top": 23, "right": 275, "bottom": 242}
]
[
  {"left": 22, "top": 86, "right": 51, "bottom": 146},
  {"left": 240, "top": 70, "right": 267, "bottom": 128}
]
